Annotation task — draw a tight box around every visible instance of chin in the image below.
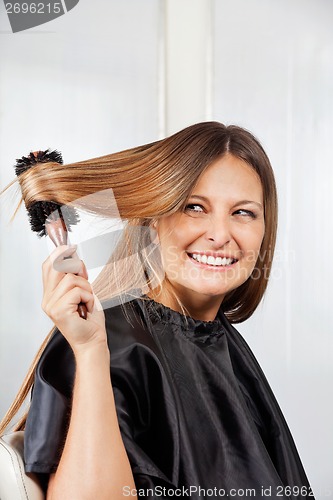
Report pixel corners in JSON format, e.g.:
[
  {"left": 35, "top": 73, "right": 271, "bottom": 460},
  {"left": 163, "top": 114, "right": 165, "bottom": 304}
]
[{"left": 186, "top": 283, "right": 230, "bottom": 299}]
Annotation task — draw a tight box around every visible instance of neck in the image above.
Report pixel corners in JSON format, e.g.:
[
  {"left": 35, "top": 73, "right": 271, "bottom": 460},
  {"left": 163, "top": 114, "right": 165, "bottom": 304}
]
[{"left": 147, "top": 285, "right": 224, "bottom": 322}]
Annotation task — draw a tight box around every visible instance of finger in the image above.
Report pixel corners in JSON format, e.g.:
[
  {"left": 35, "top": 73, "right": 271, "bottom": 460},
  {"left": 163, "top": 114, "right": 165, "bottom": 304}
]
[
  {"left": 42, "top": 245, "right": 77, "bottom": 287},
  {"left": 47, "top": 287, "right": 95, "bottom": 321},
  {"left": 49, "top": 245, "right": 78, "bottom": 268},
  {"left": 44, "top": 273, "right": 93, "bottom": 310},
  {"left": 77, "top": 260, "right": 89, "bottom": 280},
  {"left": 87, "top": 294, "right": 106, "bottom": 327},
  {"left": 67, "top": 288, "right": 95, "bottom": 316},
  {"left": 53, "top": 252, "right": 83, "bottom": 274},
  {"left": 93, "top": 293, "right": 103, "bottom": 312}
]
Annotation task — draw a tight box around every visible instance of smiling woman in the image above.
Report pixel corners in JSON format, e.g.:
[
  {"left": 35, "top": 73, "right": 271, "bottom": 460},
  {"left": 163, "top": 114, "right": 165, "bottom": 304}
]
[
  {"left": 152, "top": 154, "right": 266, "bottom": 320},
  {"left": 0, "top": 122, "right": 313, "bottom": 499}
]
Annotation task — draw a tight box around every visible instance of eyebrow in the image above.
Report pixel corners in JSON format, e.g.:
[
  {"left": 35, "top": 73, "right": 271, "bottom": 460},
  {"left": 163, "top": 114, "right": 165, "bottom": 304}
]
[{"left": 190, "top": 194, "right": 263, "bottom": 210}]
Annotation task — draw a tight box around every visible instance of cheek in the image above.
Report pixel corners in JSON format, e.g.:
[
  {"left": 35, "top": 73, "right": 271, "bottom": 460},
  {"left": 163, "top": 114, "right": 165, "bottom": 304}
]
[
  {"left": 253, "top": 224, "right": 265, "bottom": 266},
  {"left": 240, "top": 223, "right": 265, "bottom": 262},
  {"left": 157, "top": 231, "right": 184, "bottom": 265},
  {"left": 252, "top": 225, "right": 265, "bottom": 249},
  {"left": 256, "top": 222, "right": 266, "bottom": 249},
  {"left": 163, "top": 221, "right": 199, "bottom": 249}
]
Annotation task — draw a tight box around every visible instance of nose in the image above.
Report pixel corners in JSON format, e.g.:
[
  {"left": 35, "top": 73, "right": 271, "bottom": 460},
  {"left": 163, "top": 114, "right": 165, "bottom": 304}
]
[{"left": 205, "top": 213, "right": 232, "bottom": 248}]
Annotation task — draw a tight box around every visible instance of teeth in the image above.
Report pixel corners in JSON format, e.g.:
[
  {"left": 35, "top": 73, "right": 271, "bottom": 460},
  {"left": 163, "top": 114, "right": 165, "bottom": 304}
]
[{"left": 191, "top": 254, "right": 235, "bottom": 267}]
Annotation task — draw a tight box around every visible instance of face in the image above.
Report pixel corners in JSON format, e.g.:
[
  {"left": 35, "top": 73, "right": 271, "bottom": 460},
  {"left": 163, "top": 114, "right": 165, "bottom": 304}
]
[{"left": 154, "top": 154, "right": 265, "bottom": 316}]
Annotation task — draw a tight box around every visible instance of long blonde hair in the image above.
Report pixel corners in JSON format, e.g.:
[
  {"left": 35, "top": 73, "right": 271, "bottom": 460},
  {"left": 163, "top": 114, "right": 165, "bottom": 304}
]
[{"left": 0, "top": 121, "right": 278, "bottom": 434}]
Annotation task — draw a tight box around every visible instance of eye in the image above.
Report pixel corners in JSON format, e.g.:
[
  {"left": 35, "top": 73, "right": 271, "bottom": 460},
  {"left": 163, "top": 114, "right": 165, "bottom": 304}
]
[
  {"left": 184, "top": 203, "right": 205, "bottom": 213},
  {"left": 233, "top": 209, "right": 257, "bottom": 219}
]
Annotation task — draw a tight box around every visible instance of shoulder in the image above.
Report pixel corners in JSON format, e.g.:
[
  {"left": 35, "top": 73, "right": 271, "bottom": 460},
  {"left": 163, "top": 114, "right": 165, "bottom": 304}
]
[{"left": 104, "top": 297, "right": 159, "bottom": 354}]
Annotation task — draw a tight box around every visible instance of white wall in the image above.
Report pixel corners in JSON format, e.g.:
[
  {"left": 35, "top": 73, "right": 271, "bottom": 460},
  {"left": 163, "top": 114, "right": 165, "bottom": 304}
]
[
  {"left": 1, "top": 0, "right": 332, "bottom": 497},
  {"left": 212, "top": 1, "right": 333, "bottom": 497},
  {"left": 0, "top": 0, "right": 162, "bottom": 418}
]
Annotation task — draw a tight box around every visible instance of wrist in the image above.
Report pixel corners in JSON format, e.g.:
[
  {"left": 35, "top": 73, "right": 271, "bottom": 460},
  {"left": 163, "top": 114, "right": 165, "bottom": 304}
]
[{"left": 73, "top": 338, "right": 110, "bottom": 363}]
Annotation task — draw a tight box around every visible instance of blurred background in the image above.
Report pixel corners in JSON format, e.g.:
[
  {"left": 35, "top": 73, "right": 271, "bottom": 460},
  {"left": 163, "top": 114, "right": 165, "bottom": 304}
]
[{"left": 0, "top": 0, "right": 332, "bottom": 496}]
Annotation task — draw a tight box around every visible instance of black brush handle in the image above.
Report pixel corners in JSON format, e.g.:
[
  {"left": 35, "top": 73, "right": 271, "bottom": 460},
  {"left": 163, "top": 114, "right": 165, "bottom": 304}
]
[{"left": 46, "top": 213, "right": 88, "bottom": 320}]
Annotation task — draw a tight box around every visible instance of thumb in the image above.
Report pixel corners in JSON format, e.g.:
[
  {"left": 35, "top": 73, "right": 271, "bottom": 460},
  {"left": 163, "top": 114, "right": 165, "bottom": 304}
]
[{"left": 53, "top": 249, "right": 83, "bottom": 274}]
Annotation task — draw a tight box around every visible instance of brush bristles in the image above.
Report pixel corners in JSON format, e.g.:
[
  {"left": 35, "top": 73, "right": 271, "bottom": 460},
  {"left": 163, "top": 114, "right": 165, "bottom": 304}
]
[
  {"left": 14, "top": 149, "right": 80, "bottom": 237},
  {"left": 15, "top": 149, "right": 63, "bottom": 177},
  {"left": 28, "top": 202, "right": 80, "bottom": 237}
]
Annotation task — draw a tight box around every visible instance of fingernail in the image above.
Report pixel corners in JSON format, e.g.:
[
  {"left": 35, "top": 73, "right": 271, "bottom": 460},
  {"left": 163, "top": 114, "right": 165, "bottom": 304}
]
[
  {"left": 61, "top": 245, "right": 77, "bottom": 257},
  {"left": 65, "top": 245, "right": 77, "bottom": 254}
]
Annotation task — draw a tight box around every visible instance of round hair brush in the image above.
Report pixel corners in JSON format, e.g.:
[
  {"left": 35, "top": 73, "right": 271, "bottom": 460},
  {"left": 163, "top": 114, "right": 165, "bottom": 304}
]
[{"left": 15, "top": 149, "right": 88, "bottom": 319}]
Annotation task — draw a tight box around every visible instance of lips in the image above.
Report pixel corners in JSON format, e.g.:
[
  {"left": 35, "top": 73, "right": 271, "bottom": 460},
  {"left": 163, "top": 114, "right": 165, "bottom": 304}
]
[{"left": 187, "top": 252, "right": 238, "bottom": 268}]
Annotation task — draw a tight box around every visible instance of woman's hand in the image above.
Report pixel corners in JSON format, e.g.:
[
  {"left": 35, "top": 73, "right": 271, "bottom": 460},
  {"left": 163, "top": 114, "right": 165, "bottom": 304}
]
[
  {"left": 41, "top": 245, "right": 106, "bottom": 353},
  {"left": 42, "top": 246, "right": 136, "bottom": 499}
]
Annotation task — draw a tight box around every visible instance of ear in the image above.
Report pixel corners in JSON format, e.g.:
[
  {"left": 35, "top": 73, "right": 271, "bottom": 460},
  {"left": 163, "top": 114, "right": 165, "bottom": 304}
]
[{"left": 150, "top": 219, "right": 160, "bottom": 245}]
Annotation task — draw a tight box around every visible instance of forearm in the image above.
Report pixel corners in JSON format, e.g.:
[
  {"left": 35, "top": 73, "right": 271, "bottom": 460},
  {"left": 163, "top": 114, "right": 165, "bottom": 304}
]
[{"left": 48, "top": 341, "right": 137, "bottom": 500}]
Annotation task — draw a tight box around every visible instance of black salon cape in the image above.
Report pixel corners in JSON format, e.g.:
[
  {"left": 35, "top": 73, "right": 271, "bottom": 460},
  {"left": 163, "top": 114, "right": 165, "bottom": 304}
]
[{"left": 24, "top": 298, "right": 313, "bottom": 499}]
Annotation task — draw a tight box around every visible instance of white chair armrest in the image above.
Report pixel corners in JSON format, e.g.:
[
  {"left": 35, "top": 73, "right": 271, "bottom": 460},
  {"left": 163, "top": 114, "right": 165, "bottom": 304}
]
[{"left": 0, "top": 431, "right": 45, "bottom": 500}]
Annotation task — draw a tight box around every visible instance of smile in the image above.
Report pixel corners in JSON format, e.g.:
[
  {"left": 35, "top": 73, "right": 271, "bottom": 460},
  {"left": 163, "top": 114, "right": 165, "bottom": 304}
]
[{"left": 187, "top": 253, "right": 238, "bottom": 268}]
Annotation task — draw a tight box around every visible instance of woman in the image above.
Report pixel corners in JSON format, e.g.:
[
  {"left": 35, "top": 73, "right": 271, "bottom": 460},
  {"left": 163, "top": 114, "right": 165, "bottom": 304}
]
[{"left": 0, "top": 122, "right": 313, "bottom": 499}]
